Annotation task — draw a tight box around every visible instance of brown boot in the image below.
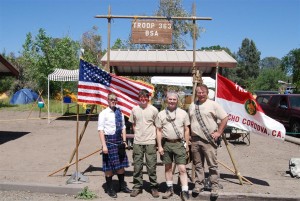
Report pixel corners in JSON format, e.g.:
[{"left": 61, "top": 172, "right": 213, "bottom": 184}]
[
  {"left": 151, "top": 188, "right": 160, "bottom": 198},
  {"left": 162, "top": 186, "right": 173, "bottom": 199},
  {"left": 130, "top": 189, "right": 142, "bottom": 197}
]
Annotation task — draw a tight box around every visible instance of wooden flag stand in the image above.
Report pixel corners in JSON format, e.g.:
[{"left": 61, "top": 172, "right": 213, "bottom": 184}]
[
  {"left": 48, "top": 105, "right": 97, "bottom": 177},
  {"left": 27, "top": 90, "right": 48, "bottom": 119},
  {"left": 63, "top": 104, "right": 96, "bottom": 176},
  {"left": 66, "top": 104, "right": 88, "bottom": 184}
]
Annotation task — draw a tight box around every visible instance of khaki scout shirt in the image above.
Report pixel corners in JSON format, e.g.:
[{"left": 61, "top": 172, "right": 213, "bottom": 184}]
[
  {"left": 155, "top": 107, "right": 190, "bottom": 139},
  {"left": 129, "top": 104, "right": 158, "bottom": 145},
  {"left": 189, "top": 99, "right": 228, "bottom": 141}
]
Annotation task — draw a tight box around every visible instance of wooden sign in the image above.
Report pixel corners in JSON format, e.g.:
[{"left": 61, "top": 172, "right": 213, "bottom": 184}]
[{"left": 131, "top": 20, "right": 172, "bottom": 44}]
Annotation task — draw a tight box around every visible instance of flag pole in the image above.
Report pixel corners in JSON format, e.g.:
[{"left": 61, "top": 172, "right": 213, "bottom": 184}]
[
  {"left": 216, "top": 64, "right": 244, "bottom": 185},
  {"left": 215, "top": 61, "right": 219, "bottom": 100}
]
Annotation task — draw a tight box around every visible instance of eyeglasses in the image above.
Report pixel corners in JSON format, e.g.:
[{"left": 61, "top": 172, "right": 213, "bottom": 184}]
[{"left": 109, "top": 99, "right": 117, "bottom": 102}]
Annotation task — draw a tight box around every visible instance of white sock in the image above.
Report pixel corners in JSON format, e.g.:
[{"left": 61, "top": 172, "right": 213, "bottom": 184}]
[
  {"left": 166, "top": 181, "right": 173, "bottom": 187},
  {"left": 182, "top": 185, "right": 188, "bottom": 192}
]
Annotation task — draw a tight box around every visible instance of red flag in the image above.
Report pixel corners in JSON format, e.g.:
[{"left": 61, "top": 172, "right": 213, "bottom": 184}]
[
  {"left": 77, "top": 59, "right": 154, "bottom": 117},
  {"left": 216, "top": 74, "right": 285, "bottom": 140}
]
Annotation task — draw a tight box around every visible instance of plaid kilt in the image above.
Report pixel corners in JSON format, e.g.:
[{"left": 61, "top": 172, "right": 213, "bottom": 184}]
[{"left": 102, "top": 134, "right": 129, "bottom": 172}]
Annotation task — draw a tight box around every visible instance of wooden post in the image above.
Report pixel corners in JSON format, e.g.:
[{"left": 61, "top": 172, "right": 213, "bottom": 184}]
[
  {"left": 217, "top": 160, "right": 253, "bottom": 185},
  {"left": 49, "top": 148, "right": 102, "bottom": 177},
  {"left": 75, "top": 104, "right": 79, "bottom": 176},
  {"left": 63, "top": 105, "right": 96, "bottom": 175},
  {"left": 221, "top": 134, "right": 243, "bottom": 185}
]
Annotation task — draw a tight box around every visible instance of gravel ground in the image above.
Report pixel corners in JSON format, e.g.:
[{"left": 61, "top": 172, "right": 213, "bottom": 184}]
[
  {"left": 0, "top": 110, "right": 299, "bottom": 200},
  {"left": 0, "top": 191, "right": 75, "bottom": 201}
]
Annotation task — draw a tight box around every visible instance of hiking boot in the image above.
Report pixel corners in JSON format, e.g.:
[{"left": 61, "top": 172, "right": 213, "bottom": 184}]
[
  {"left": 192, "top": 186, "right": 204, "bottom": 195},
  {"left": 107, "top": 187, "right": 117, "bottom": 198},
  {"left": 210, "top": 188, "right": 219, "bottom": 198},
  {"left": 130, "top": 189, "right": 142, "bottom": 197},
  {"left": 106, "top": 176, "right": 117, "bottom": 198},
  {"left": 119, "top": 185, "right": 132, "bottom": 193},
  {"left": 162, "top": 186, "right": 174, "bottom": 199},
  {"left": 151, "top": 188, "right": 160, "bottom": 198},
  {"left": 180, "top": 191, "right": 190, "bottom": 201},
  {"left": 117, "top": 174, "right": 131, "bottom": 193}
]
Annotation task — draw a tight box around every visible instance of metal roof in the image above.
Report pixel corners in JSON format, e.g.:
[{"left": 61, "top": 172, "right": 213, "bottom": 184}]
[
  {"left": 101, "top": 49, "right": 237, "bottom": 76},
  {"left": 0, "top": 55, "right": 19, "bottom": 77}
]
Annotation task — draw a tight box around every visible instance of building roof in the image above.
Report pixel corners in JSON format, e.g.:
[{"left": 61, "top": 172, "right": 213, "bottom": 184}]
[
  {"left": 101, "top": 49, "right": 237, "bottom": 76},
  {"left": 0, "top": 55, "right": 19, "bottom": 77}
]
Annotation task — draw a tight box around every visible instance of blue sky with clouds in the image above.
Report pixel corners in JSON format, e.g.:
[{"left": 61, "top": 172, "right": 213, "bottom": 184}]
[{"left": 0, "top": 0, "right": 299, "bottom": 59}]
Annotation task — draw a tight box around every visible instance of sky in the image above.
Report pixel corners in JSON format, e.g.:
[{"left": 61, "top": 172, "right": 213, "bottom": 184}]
[{"left": 0, "top": 0, "right": 299, "bottom": 59}]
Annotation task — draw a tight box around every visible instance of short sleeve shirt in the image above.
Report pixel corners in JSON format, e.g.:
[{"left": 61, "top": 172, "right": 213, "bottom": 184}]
[
  {"left": 98, "top": 107, "right": 126, "bottom": 135},
  {"left": 155, "top": 108, "right": 190, "bottom": 139},
  {"left": 129, "top": 104, "right": 158, "bottom": 145},
  {"left": 189, "top": 99, "right": 228, "bottom": 141}
]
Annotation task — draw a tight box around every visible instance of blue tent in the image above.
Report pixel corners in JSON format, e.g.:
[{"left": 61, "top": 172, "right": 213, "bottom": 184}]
[{"left": 10, "top": 88, "right": 38, "bottom": 105}]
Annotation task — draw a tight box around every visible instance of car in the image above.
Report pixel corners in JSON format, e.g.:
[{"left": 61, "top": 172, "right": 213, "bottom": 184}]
[{"left": 256, "top": 94, "right": 300, "bottom": 135}]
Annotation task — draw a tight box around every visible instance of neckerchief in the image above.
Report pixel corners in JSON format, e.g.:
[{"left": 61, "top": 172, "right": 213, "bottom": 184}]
[{"left": 114, "top": 107, "right": 123, "bottom": 135}]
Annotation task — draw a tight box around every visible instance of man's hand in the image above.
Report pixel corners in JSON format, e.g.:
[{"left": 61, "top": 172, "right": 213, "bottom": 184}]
[
  {"left": 102, "top": 145, "right": 108, "bottom": 154},
  {"left": 158, "top": 146, "right": 164, "bottom": 155},
  {"left": 211, "top": 131, "right": 221, "bottom": 140}
]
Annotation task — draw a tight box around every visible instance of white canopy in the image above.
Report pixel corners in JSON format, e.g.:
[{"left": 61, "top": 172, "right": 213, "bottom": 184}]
[
  {"left": 47, "top": 69, "right": 79, "bottom": 123},
  {"left": 151, "top": 76, "right": 216, "bottom": 88},
  {"left": 48, "top": 69, "right": 79, "bottom": 81}
]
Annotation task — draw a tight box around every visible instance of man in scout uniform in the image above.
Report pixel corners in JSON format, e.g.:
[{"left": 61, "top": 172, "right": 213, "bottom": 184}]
[
  {"left": 129, "top": 89, "right": 160, "bottom": 198},
  {"left": 156, "top": 91, "right": 190, "bottom": 201}
]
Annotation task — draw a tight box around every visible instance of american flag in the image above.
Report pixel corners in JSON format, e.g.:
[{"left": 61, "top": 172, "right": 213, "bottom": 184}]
[{"left": 77, "top": 59, "right": 154, "bottom": 117}]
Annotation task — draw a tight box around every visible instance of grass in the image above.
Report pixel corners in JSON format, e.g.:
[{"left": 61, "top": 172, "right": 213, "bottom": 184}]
[{"left": 0, "top": 96, "right": 101, "bottom": 115}]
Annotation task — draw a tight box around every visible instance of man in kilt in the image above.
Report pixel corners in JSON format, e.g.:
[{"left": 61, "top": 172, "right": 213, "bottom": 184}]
[{"left": 98, "top": 93, "right": 132, "bottom": 198}]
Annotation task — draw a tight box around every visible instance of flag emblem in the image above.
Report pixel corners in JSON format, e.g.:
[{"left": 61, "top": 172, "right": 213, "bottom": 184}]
[{"left": 244, "top": 99, "right": 257, "bottom": 115}]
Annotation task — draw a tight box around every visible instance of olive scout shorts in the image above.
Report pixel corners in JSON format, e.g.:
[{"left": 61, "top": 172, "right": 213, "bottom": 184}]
[{"left": 161, "top": 141, "right": 186, "bottom": 164}]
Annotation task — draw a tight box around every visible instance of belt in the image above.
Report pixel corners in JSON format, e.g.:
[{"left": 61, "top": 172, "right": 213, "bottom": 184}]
[
  {"left": 164, "top": 138, "right": 181, "bottom": 143},
  {"left": 191, "top": 135, "right": 202, "bottom": 141}
]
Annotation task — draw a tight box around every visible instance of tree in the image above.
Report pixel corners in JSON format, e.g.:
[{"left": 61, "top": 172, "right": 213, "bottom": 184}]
[
  {"left": 112, "top": 38, "right": 127, "bottom": 50},
  {"left": 199, "top": 45, "right": 237, "bottom": 80},
  {"left": 254, "top": 67, "right": 286, "bottom": 91},
  {"left": 235, "top": 38, "right": 261, "bottom": 87},
  {"left": 281, "top": 48, "right": 300, "bottom": 92},
  {"left": 260, "top": 57, "right": 281, "bottom": 70},
  {"left": 19, "top": 28, "right": 80, "bottom": 95},
  {"left": 81, "top": 26, "right": 102, "bottom": 66}
]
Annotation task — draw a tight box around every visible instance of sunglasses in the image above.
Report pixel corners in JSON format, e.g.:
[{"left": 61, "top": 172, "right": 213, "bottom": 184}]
[{"left": 109, "top": 99, "right": 117, "bottom": 101}]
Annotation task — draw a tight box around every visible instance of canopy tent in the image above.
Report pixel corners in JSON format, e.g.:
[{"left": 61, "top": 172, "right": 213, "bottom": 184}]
[
  {"left": 151, "top": 76, "right": 215, "bottom": 88},
  {"left": 47, "top": 69, "right": 79, "bottom": 123},
  {"left": 151, "top": 76, "right": 216, "bottom": 100}
]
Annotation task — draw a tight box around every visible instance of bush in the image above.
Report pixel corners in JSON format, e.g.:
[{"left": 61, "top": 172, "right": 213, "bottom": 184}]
[{"left": 75, "top": 186, "right": 97, "bottom": 200}]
